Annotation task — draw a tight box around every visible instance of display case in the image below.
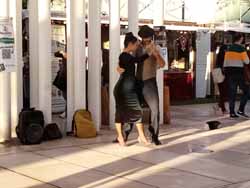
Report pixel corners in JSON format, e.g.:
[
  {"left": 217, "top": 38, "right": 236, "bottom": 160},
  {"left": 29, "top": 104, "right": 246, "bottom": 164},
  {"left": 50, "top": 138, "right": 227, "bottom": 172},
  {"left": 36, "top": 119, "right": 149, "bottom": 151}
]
[{"left": 164, "top": 30, "right": 196, "bottom": 101}]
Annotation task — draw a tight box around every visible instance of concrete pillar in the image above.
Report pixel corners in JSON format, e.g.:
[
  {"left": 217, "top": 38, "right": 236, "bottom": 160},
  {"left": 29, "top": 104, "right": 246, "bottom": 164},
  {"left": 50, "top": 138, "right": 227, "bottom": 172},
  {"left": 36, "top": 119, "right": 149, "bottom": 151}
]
[
  {"left": 196, "top": 30, "right": 211, "bottom": 98},
  {"left": 88, "top": 0, "right": 101, "bottom": 131},
  {"left": 72, "top": 0, "right": 86, "bottom": 111},
  {"left": 66, "top": 0, "right": 74, "bottom": 131},
  {"left": 28, "top": 0, "right": 39, "bottom": 108},
  {"left": 153, "top": 0, "right": 165, "bottom": 125},
  {"left": 0, "top": 0, "right": 11, "bottom": 142},
  {"left": 109, "top": 0, "right": 120, "bottom": 128},
  {"left": 10, "top": 0, "right": 23, "bottom": 135},
  {"left": 66, "top": 0, "right": 86, "bottom": 132},
  {"left": 128, "top": 0, "right": 138, "bottom": 36},
  {"left": 38, "top": 0, "right": 52, "bottom": 123}
]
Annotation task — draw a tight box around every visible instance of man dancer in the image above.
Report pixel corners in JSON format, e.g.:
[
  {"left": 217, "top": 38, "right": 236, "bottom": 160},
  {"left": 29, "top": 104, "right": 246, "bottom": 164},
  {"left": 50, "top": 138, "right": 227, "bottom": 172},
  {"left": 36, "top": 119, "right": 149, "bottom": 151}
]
[
  {"left": 114, "top": 25, "right": 165, "bottom": 145},
  {"left": 136, "top": 25, "right": 165, "bottom": 145}
]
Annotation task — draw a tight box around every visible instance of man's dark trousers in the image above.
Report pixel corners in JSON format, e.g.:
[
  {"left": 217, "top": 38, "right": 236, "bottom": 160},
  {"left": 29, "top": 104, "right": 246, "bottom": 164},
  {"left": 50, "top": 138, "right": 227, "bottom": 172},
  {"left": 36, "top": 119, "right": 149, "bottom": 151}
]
[
  {"left": 142, "top": 78, "right": 160, "bottom": 137},
  {"left": 226, "top": 70, "right": 249, "bottom": 114}
]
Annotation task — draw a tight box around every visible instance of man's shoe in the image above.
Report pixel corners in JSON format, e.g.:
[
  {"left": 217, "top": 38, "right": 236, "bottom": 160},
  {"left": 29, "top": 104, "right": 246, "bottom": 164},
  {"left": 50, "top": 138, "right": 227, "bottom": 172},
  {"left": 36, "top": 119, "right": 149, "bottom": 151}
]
[
  {"left": 230, "top": 113, "right": 239, "bottom": 118},
  {"left": 124, "top": 130, "right": 130, "bottom": 142},
  {"left": 152, "top": 136, "right": 162, "bottom": 145},
  {"left": 237, "top": 111, "right": 249, "bottom": 118},
  {"left": 112, "top": 131, "right": 130, "bottom": 143}
]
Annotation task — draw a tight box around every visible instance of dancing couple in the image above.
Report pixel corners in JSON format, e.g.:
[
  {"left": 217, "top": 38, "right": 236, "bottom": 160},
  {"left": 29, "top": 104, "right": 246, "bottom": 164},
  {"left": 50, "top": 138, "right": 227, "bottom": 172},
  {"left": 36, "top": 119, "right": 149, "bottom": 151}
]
[{"left": 113, "top": 25, "right": 165, "bottom": 146}]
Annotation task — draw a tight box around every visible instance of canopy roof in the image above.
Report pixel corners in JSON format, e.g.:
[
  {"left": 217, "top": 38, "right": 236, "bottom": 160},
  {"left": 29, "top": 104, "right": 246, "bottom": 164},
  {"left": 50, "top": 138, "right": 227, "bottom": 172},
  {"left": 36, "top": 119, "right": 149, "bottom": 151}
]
[{"left": 49, "top": 0, "right": 250, "bottom": 24}]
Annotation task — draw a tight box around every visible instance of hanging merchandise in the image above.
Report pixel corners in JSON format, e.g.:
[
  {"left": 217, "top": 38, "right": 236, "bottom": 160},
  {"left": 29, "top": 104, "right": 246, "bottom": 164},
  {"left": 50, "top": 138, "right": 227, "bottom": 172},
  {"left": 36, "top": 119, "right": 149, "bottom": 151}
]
[{"left": 0, "top": 18, "right": 16, "bottom": 72}]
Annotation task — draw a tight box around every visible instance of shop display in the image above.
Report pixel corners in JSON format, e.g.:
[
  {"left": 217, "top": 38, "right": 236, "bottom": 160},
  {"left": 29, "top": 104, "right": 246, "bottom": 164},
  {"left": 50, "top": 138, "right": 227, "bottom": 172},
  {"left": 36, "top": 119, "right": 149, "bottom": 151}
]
[
  {"left": 167, "top": 31, "right": 194, "bottom": 71},
  {"left": 0, "top": 18, "right": 16, "bottom": 72},
  {"left": 164, "top": 30, "right": 195, "bottom": 101},
  {"left": 51, "top": 0, "right": 65, "bottom": 12}
]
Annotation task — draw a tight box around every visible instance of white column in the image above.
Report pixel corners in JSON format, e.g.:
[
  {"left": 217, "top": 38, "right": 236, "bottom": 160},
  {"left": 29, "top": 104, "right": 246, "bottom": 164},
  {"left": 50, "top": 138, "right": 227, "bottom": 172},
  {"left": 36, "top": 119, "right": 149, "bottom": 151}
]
[
  {"left": 157, "top": 58, "right": 165, "bottom": 125},
  {"left": 38, "top": 0, "right": 52, "bottom": 123},
  {"left": 73, "top": 0, "right": 86, "bottom": 111},
  {"left": 66, "top": 0, "right": 74, "bottom": 131},
  {"left": 153, "top": 0, "right": 164, "bottom": 26},
  {"left": 196, "top": 30, "right": 211, "bottom": 98},
  {"left": 153, "top": 0, "right": 165, "bottom": 125},
  {"left": 0, "top": 0, "right": 11, "bottom": 142},
  {"left": 88, "top": 0, "right": 101, "bottom": 131},
  {"left": 128, "top": 0, "right": 138, "bottom": 36},
  {"left": 66, "top": 0, "right": 86, "bottom": 132},
  {"left": 109, "top": 0, "right": 120, "bottom": 128},
  {"left": 28, "top": 0, "right": 39, "bottom": 108},
  {"left": 10, "top": 0, "right": 23, "bottom": 136}
]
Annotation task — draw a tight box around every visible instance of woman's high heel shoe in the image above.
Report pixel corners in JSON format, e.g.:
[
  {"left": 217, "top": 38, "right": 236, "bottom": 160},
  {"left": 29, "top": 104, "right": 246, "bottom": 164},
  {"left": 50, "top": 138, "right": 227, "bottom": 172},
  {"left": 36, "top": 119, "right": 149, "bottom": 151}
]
[
  {"left": 137, "top": 137, "right": 150, "bottom": 145},
  {"left": 117, "top": 136, "right": 127, "bottom": 146}
]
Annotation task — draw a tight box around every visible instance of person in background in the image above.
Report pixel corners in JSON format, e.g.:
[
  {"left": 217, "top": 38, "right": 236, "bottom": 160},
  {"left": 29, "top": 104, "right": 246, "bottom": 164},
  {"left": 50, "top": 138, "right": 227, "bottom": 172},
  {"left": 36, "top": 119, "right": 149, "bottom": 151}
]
[
  {"left": 101, "top": 49, "right": 109, "bottom": 87},
  {"left": 224, "top": 33, "right": 250, "bottom": 118},
  {"left": 213, "top": 44, "right": 229, "bottom": 114},
  {"left": 54, "top": 51, "right": 67, "bottom": 118},
  {"left": 22, "top": 54, "right": 30, "bottom": 109}
]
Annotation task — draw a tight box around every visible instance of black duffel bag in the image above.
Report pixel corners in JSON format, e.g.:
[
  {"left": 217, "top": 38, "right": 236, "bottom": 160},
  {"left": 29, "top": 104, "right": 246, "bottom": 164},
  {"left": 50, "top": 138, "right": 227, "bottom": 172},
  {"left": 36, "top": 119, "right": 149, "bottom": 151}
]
[{"left": 16, "top": 108, "right": 44, "bottom": 145}]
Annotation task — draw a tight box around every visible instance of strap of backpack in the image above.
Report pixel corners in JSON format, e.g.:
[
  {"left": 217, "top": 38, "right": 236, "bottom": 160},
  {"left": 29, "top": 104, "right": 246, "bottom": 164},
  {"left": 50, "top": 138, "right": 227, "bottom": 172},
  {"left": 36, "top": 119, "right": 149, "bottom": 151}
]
[{"left": 71, "top": 113, "right": 77, "bottom": 136}]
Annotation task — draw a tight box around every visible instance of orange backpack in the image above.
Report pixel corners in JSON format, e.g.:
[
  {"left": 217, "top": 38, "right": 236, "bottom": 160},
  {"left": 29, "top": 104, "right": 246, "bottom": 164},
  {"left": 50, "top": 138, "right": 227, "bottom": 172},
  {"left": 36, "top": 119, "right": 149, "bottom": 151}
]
[{"left": 72, "top": 110, "right": 97, "bottom": 138}]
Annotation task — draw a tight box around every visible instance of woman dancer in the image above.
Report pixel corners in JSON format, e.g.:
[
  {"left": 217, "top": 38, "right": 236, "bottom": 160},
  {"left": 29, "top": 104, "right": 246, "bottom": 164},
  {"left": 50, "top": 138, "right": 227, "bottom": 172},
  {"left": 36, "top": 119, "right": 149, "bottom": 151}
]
[{"left": 114, "top": 32, "right": 150, "bottom": 146}]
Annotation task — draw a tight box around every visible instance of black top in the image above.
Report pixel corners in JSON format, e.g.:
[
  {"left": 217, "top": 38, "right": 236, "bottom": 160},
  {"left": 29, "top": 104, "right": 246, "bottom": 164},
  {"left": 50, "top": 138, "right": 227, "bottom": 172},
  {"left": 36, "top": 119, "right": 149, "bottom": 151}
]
[
  {"left": 119, "top": 52, "right": 149, "bottom": 77},
  {"left": 216, "top": 44, "right": 228, "bottom": 68}
]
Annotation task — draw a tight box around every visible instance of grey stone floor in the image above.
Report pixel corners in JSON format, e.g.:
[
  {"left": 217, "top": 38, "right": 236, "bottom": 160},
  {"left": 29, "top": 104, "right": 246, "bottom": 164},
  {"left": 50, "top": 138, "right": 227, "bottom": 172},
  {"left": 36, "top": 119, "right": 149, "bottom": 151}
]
[{"left": 1, "top": 103, "right": 250, "bottom": 188}]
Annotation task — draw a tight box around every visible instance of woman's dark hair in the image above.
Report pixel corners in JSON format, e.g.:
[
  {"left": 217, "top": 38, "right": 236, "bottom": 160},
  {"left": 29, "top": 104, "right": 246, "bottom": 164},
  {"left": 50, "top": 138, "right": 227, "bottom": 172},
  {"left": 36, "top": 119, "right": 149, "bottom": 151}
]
[
  {"left": 233, "top": 32, "right": 244, "bottom": 43},
  {"left": 124, "top": 32, "right": 137, "bottom": 48}
]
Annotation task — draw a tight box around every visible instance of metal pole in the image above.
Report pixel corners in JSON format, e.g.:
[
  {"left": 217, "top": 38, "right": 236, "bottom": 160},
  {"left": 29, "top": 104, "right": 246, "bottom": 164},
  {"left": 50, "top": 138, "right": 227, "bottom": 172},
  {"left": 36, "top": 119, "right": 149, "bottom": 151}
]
[{"left": 182, "top": 0, "right": 185, "bottom": 22}]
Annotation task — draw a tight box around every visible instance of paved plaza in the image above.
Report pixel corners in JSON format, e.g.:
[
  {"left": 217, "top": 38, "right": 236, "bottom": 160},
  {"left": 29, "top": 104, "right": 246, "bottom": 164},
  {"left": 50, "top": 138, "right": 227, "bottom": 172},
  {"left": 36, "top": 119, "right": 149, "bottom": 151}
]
[{"left": 1, "top": 103, "right": 250, "bottom": 188}]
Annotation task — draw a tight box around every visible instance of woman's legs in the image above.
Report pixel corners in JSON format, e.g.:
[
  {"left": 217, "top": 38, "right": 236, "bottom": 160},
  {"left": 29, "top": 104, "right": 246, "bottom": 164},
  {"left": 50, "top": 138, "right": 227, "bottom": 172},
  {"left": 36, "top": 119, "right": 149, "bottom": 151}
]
[
  {"left": 218, "top": 82, "right": 227, "bottom": 113},
  {"left": 136, "top": 123, "right": 150, "bottom": 145},
  {"left": 59, "top": 90, "right": 67, "bottom": 118},
  {"left": 115, "top": 123, "right": 126, "bottom": 146}
]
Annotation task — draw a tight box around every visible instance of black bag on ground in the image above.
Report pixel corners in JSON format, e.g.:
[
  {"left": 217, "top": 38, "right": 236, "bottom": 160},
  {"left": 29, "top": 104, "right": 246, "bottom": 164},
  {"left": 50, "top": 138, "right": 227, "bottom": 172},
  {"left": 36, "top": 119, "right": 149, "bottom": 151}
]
[
  {"left": 16, "top": 108, "right": 44, "bottom": 145},
  {"left": 43, "top": 123, "right": 63, "bottom": 141}
]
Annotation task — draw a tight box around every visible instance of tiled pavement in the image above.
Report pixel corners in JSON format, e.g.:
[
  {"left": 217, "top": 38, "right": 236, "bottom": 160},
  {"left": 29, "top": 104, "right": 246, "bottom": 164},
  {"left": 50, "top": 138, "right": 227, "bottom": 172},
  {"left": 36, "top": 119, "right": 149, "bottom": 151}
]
[{"left": 1, "top": 103, "right": 250, "bottom": 188}]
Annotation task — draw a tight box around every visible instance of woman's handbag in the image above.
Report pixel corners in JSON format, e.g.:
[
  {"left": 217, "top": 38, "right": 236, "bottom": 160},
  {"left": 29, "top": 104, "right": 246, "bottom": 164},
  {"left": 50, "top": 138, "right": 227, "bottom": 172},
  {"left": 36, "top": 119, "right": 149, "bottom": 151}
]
[
  {"left": 244, "top": 64, "right": 250, "bottom": 85},
  {"left": 212, "top": 68, "right": 225, "bottom": 84}
]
